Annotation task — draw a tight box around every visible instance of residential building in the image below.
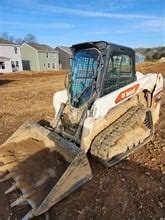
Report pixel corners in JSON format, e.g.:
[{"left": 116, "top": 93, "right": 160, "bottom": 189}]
[
  {"left": 55, "top": 46, "right": 72, "bottom": 69},
  {"left": 0, "top": 38, "right": 23, "bottom": 73},
  {"left": 135, "top": 52, "right": 145, "bottom": 63},
  {"left": 20, "top": 42, "right": 59, "bottom": 71}
]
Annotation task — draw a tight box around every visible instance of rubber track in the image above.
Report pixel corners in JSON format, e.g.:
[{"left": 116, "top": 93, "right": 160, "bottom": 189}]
[{"left": 90, "top": 105, "right": 152, "bottom": 166}]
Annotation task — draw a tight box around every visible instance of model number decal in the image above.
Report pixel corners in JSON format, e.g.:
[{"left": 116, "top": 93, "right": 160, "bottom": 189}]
[{"left": 115, "top": 84, "right": 140, "bottom": 104}]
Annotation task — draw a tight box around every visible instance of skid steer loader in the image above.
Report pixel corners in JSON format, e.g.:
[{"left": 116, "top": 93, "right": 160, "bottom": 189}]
[{"left": 0, "top": 41, "right": 163, "bottom": 219}]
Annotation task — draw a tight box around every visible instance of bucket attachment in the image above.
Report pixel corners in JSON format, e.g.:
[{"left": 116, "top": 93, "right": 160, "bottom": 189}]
[{"left": 0, "top": 121, "right": 93, "bottom": 219}]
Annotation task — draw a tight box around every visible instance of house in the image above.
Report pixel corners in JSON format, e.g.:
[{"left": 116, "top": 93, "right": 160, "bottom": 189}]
[
  {"left": 20, "top": 42, "right": 59, "bottom": 71},
  {"left": 135, "top": 52, "right": 145, "bottom": 63},
  {"left": 55, "top": 46, "right": 72, "bottom": 69},
  {"left": 0, "top": 38, "right": 23, "bottom": 73}
]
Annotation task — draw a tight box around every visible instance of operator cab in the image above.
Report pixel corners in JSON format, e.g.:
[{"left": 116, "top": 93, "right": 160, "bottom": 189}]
[{"left": 69, "top": 41, "right": 136, "bottom": 108}]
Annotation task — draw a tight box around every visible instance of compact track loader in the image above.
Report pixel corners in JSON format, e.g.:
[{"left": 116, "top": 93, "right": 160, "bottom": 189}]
[{"left": 0, "top": 41, "right": 163, "bottom": 219}]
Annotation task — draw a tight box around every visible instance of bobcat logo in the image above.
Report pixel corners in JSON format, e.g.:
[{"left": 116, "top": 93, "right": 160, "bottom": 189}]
[{"left": 115, "top": 84, "right": 140, "bottom": 104}]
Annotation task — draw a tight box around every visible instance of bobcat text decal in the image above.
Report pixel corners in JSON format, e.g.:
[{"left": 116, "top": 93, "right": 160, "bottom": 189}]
[{"left": 115, "top": 84, "right": 140, "bottom": 104}]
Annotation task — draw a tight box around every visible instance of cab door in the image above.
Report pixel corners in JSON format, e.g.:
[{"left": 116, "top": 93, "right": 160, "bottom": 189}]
[{"left": 102, "top": 53, "right": 134, "bottom": 96}]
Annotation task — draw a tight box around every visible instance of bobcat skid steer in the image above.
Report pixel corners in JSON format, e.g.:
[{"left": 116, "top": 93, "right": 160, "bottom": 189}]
[{"left": 0, "top": 41, "right": 163, "bottom": 219}]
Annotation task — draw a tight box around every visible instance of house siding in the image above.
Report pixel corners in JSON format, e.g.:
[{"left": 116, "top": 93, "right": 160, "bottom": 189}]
[
  {"left": 0, "top": 45, "right": 23, "bottom": 73},
  {"left": 38, "top": 51, "right": 59, "bottom": 70},
  {"left": 20, "top": 44, "right": 39, "bottom": 71},
  {"left": 56, "top": 48, "right": 71, "bottom": 69},
  {"left": 0, "top": 60, "right": 12, "bottom": 73}
]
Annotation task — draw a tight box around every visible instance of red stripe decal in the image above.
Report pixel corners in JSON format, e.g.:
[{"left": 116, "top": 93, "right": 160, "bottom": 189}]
[{"left": 115, "top": 84, "right": 140, "bottom": 104}]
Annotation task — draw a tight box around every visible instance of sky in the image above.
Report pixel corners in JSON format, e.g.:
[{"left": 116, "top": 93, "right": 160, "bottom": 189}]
[{"left": 0, "top": 0, "right": 165, "bottom": 48}]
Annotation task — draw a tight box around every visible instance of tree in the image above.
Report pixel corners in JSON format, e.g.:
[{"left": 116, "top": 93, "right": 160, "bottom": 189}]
[
  {"left": 24, "top": 34, "right": 37, "bottom": 43},
  {"left": 15, "top": 38, "right": 24, "bottom": 45},
  {"left": 0, "top": 32, "right": 14, "bottom": 42},
  {"left": 0, "top": 32, "right": 38, "bottom": 45}
]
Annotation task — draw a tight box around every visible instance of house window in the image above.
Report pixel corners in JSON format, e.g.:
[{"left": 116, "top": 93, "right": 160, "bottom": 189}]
[
  {"left": 11, "top": 61, "right": 15, "bottom": 68},
  {"left": 48, "top": 63, "right": 50, "bottom": 68},
  {"left": 16, "top": 61, "right": 19, "bottom": 67},
  {"left": 52, "top": 63, "right": 56, "bottom": 69},
  {"left": 46, "top": 53, "right": 49, "bottom": 58},
  {"left": 0, "top": 62, "right": 5, "bottom": 69},
  {"left": 14, "top": 47, "right": 18, "bottom": 54}
]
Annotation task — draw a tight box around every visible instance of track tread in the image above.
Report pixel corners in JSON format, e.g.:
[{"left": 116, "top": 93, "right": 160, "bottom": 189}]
[{"left": 90, "top": 105, "right": 152, "bottom": 166}]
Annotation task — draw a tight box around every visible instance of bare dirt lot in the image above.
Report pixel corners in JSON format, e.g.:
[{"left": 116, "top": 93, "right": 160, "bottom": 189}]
[
  {"left": 0, "top": 63, "right": 164, "bottom": 219},
  {"left": 136, "top": 61, "right": 165, "bottom": 76}
]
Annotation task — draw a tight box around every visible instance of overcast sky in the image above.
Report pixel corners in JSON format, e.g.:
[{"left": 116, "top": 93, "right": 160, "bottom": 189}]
[{"left": 0, "top": 0, "right": 164, "bottom": 48}]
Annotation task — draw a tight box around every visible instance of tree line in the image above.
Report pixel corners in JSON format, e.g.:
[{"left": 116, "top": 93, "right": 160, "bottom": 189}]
[
  {"left": 135, "top": 47, "right": 165, "bottom": 61},
  {"left": 0, "top": 32, "right": 38, "bottom": 44}
]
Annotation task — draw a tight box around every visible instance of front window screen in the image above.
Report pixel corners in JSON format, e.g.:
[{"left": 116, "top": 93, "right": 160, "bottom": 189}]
[{"left": 70, "top": 49, "right": 99, "bottom": 107}]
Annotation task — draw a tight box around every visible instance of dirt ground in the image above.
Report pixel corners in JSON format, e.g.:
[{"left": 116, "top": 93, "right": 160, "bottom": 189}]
[
  {"left": 136, "top": 61, "right": 165, "bottom": 76},
  {"left": 0, "top": 62, "right": 164, "bottom": 219}
]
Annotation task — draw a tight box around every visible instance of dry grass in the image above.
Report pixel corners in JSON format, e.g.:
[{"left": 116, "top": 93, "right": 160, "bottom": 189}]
[
  {"left": 136, "top": 61, "right": 165, "bottom": 76},
  {"left": 0, "top": 71, "right": 67, "bottom": 143}
]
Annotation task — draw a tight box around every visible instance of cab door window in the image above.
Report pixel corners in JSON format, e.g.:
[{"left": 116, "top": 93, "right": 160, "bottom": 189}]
[
  {"left": 119, "top": 54, "right": 133, "bottom": 87},
  {"left": 103, "top": 54, "right": 133, "bottom": 96},
  {"left": 103, "top": 56, "right": 119, "bottom": 95}
]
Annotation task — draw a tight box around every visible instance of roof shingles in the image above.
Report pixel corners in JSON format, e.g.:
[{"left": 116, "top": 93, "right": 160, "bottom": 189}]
[
  {"left": 0, "top": 38, "right": 16, "bottom": 45},
  {"left": 56, "top": 46, "right": 72, "bottom": 55},
  {"left": 28, "top": 43, "right": 56, "bottom": 52}
]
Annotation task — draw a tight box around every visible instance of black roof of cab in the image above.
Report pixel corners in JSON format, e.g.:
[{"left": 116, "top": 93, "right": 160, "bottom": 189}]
[{"left": 71, "top": 41, "right": 135, "bottom": 56}]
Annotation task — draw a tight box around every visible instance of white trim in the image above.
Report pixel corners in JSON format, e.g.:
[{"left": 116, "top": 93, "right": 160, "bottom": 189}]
[
  {"left": 38, "top": 50, "right": 58, "bottom": 54},
  {"left": 0, "top": 43, "right": 18, "bottom": 47},
  {"left": 36, "top": 50, "right": 40, "bottom": 71}
]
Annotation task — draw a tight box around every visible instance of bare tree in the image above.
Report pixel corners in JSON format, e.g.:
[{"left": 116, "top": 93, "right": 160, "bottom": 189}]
[
  {"left": 0, "top": 32, "right": 38, "bottom": 45},
  {"left": 0, "top": 32, "right": 14, "bottom": 42},
  {"left": 24, "top": 34, "right": 37, "bottom": 43},
  {"left": 15, "top": 38, "right": 24, "bottom": 45}
]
